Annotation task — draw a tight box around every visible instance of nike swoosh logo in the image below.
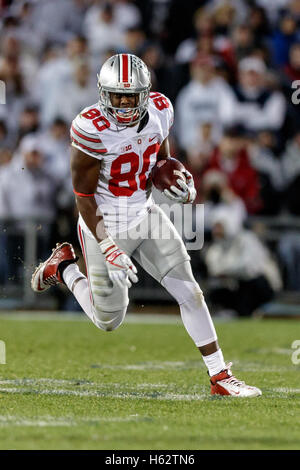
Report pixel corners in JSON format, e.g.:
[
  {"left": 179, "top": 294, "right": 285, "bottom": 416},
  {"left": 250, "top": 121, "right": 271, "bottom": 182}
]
[{"left": 149, "top": 136, "right": 156, "bottom": 142}]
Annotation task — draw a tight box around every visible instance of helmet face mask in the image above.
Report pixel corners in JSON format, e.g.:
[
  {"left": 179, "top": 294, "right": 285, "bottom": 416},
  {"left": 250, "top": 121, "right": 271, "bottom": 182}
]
[{"left": 97, "top": 54, "right": 151, "bottom": 126}]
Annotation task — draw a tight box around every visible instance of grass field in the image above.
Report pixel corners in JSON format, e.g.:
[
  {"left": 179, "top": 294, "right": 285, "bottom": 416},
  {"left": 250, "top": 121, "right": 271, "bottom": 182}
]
[{"left": 0, "top": 311, "right": 299, "bottom": 450}]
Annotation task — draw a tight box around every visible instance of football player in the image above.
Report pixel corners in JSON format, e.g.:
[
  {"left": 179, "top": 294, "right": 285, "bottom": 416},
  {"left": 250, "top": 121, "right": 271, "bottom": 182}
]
[{"left": 32, "top": 54, "right": 261, "bottom": 397}]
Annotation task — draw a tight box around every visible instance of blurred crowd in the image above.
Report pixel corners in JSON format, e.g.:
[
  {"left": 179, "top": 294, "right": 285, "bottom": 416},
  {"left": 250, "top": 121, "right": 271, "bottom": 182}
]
[{"left": 1, "top": 0, "right": 300, "bottom": 314}]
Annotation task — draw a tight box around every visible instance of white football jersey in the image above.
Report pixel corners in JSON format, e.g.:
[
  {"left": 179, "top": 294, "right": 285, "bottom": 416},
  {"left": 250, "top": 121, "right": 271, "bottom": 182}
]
[{"left": 70, "top": 92, "right": 174, "bottom": 236}]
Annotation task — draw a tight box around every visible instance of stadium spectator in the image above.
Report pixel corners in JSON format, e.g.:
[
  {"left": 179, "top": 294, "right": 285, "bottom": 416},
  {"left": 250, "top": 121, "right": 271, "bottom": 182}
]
[
  {"left": 175, "top": 9, "right": 215, "bottom": 64},
  {"left": 210, "top": 0, "right": 240, "bottom": 36},
  {"left": 205, "top": 207, "right": 281, "bottom": 316},
  {"left": 83, "top": 2, "right": 125, "bottom": 63},
  {"left": 278, "top": 231, "right": 300, "bottom": 290},
  {"left": 230, "top": 24, "right": 256, "bottom": 62},
  {"left": 185, "top": 122, "right": 217, "bottom": 170},
  {"left": 0, "top": 135, "right": 57, "bottom": 223},
  {"left": 27, "top": 0, "right": 89, "bottom": 47},
  {"left": 247, "top": 130, "right": 283, "bottom": 214},
  {"left": 207, "top": 0, "right": 249, "bottom": 26},
  {"left": 232, "top": 56, "right": 286, "bottom": 133},
  {"left": 32, "top": 37, "right": 91, "bottom": 127},
  {"left": 84, "top": 0, "right": 141, "bottom": 35},
  {"left": 282, "top": 41, "right": 300, "bottom": 82},
  {"left": 0, "top": 49, "right": 26, "bottom": 132},
  {"left": 17, "top": 104, "right": 40, "bottom": 143},
  {"left": 271, "top": 13, "right": 299, "bottom": 66},
  {"left": 0, "top": 135, "right": 58, "bottom": 284},
  {"left": 0, "top": 148, "right": 13, "bottom": 284},
  {"left": 255, "top": 0, "right": 290, "bottom": 25},
  {"left": 174, "top": 7, "right": 236, "bottom": 83},
  {"left": 138, "top": 41, "right": 172, "bottom": 95},
  {"left": 201, "top": 170, "right": 247, "bottom": 230},
  {"left": 248, "top": 4, "right": 271, "bottom": 46},
  {"left": 45, "top": 60, "right": 96, "bottom": 126},
  {"left": 4, "top": 1, "right": 44, "bottom": 56},
  {"left": 203, "top": 127, "right": 262, "bottom": 214},
  {"left": 0, "top": 0, "right": 300, "bottom": 309},
  {"left": 175, "top": 54, "right": 235, "bottom": 152},
  {"left": 281, "top": 129, "right": 300, "bottom": 215},
  {"left": 38, "top": 118, "right": 70, "bottom": 182},
  {"left": 0, "top": 34, "right": 38, "bottom": 91},
  {"left": 113, "top": 0, "right": 142, "bottom": 32},
  {"left": 0, "top": 120, "right": 11, "bottom": 149},
  {"left": 123, "top": 27, "right": 146, "bottom": 55}
]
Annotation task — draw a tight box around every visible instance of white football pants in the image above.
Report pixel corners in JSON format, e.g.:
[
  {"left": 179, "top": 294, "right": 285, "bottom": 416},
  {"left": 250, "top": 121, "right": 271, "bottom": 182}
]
[{"left": 66, "top": 204, "right": 217, "bottom": 347}]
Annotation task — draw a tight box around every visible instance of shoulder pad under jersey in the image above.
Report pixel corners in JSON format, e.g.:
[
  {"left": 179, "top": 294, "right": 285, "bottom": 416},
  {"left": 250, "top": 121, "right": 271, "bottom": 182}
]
[
  {"left": 70, "top": 104, "right": 108, "bottom": 159},
  {"left": 149, "top": 92, "right": 174, "bottom": 139}
]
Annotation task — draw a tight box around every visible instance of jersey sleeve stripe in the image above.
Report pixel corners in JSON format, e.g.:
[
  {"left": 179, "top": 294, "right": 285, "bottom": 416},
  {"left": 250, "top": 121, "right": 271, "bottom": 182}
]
[
  {"left": 73, "top": 119, "right": 101, "bottom": 138},
  {"left": 71, "top": 141, "right": 101, "bottom": 159},
  {"left": 71, "top": 137, "right": 107, "bottom": 154},
  {"left": 71, "top": 124, "right": 102, "bottom": 143}
]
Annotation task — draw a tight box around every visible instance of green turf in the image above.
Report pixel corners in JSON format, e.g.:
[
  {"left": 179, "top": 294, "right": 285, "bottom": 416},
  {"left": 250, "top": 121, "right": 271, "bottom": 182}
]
[{"left": 0, "top": 312, "right": 299, "bottom": 450}]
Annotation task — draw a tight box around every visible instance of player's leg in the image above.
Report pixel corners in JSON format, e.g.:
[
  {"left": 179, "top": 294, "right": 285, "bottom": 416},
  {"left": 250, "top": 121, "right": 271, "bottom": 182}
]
[
  {"left": 132, "top": 205, "right": 261, "bottom": 397},
  {"left": 71, "top": 224, "right": 129, "bottom": 331},
  {"left": 31, "top": 226, "right": 129, "bottom": 331},
  {"left": 31, "top": 240, "right": 97, "bottom": 321},
  {"left": 132, "top": 206, "right": 220, "bottom": 356}
]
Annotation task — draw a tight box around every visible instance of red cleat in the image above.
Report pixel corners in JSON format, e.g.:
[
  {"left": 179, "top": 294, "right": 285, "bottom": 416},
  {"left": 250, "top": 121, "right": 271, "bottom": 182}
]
[
  {"left": 210, "top": 362, "right": 262, "bottom": 397},
  {"left": 31, "top": 242, "right": 77, "bottom": 292}
]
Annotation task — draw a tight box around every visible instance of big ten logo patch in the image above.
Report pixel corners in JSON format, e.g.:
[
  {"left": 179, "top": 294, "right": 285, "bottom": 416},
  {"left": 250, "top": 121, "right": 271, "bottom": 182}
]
[{"left": 120, "top": 144, "right": 132, "bottom": 152}]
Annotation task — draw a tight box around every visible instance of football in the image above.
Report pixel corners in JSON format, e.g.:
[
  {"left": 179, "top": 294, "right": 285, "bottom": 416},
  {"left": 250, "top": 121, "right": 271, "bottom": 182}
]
[{"left": 151, "top": 157, "right": 186, "bottom": 192}]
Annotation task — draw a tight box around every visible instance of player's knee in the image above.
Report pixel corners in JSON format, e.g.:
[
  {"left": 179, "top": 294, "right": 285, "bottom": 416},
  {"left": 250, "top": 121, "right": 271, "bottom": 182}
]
[
  {"left": 89, "top": 268, "right": 129, "bottom": 331},
  {"left": 161, "top": 262, "right": 205, "bottom": 306},
  {"left": 93, "top": 305, "right": 127, "bottom": 332},
  {"left": 173, "top": 281, "right": 205, "bottom": 306}
]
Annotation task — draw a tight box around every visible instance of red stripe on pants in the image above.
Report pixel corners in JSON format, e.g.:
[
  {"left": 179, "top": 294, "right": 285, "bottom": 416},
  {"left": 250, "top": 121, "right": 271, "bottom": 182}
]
[{"left": 78, "top": 224, "right": 93, "bottom": 305}]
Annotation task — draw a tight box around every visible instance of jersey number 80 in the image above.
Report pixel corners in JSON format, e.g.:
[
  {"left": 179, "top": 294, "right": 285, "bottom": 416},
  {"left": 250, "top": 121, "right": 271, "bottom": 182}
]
[{"left": 82, "top": 92, "right": 168, "bottom": 196}]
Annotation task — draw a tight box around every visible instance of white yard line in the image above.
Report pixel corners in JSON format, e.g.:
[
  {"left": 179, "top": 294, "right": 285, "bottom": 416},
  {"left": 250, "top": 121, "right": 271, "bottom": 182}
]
[
  {"left": 0, "top": 386, "right": 207, "bottom": 401},
  {"left": 0, "top": 376, "right": 299, "bottom": 402},
  {"left": 0, "top": 378, "right": 207, "bottom": 401},
  {"left": 0, "top": 312, "right": 181, "bottom": 324},
  {"left": 0, "top": 385, "right": 299, "bottom": 400},
  {"left": 0, "top": 414, "right": 144, "bottom": 427},
  {"left": 0, "top": 312, "right": 231, "bottom": 324},
  {"left": 0, "top": 378, "right": 172, "bottom": 389},
  {"left": 92, "top": 361, "right": 195, "bottom": 370},
  {"left": 272, "top": 387, "right": 300, "bottom": 394},
  {"left": 0, "top": 312, "right": 87, "bottom": 322},
  {"left": 0, "top": 357, "right": 295, "bottom": 376},
  {"left": 256, "top": 348, "right": 293, "bottom": 356}
]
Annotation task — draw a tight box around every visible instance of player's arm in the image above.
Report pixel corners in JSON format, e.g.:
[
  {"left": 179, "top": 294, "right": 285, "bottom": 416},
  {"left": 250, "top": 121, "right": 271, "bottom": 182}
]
[
  {"left": 157, "top": 137, "right": 171, "bottom": 161},
  {"left": 157, "top": 138, "right": 197, "bottom": 204},
  {"left": 71, "top": 146, "right": 138, "bottom": 288},
  {"left": 71, "top": 146, "right": 107, "bottom": 242}
]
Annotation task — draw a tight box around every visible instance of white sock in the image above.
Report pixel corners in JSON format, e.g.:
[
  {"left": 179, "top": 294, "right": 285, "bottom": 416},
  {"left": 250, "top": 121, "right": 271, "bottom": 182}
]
[
  {"left": 202, "top": 349, "right": 226, "bottom": 377},
  {"left": 62, "top": 264, "right": 94, "bottom": 322},
  {"left": 62, "top": 264, "right": 82, "bottom": 291}
]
